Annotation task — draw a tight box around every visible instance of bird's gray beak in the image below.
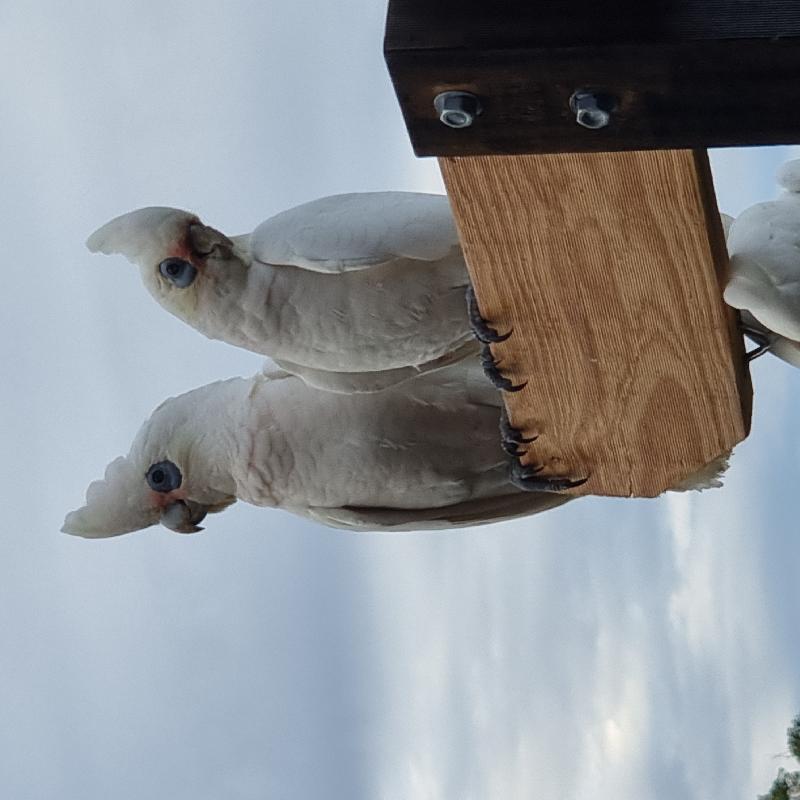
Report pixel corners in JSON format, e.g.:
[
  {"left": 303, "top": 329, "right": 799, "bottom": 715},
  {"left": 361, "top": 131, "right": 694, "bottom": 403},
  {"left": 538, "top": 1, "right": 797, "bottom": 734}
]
[
  {"left": 188, "top": 223, "right": 234, "bottom": 258},
  {"left": 160, "top": 500, "right": 208, "bottom": 534}
]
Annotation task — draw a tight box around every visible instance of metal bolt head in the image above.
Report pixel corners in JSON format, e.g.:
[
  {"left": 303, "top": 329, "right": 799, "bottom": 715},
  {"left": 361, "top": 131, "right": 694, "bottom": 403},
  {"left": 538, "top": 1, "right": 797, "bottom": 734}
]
[
  {"left": 569, "top": 90, "right": 616, "bottom": 130},
  {"left": 434, "top": 91, "right": 481, "bottom": 129}
]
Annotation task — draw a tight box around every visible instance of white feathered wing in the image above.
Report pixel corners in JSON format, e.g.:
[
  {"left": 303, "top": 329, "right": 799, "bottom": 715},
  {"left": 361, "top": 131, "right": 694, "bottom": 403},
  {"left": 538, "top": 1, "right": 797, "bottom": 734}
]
[{"left": 725, "top": 160, "right": 800, "bottom": 341}]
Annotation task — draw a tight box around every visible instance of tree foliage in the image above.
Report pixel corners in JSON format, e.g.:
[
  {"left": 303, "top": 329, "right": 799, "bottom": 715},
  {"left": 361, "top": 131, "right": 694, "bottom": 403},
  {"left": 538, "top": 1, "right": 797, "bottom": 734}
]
[
  {"left": 757, "top": 769, "right": 799, "bottom": 800},
  {"left": 758, "top": 775, "right": 789, "bottom": 800},
  {"left": 788, "top": 714, "right": 800, "bottom": 762},
  {"left": 757, "top": 714, "right": 800, "bottom": 800}
]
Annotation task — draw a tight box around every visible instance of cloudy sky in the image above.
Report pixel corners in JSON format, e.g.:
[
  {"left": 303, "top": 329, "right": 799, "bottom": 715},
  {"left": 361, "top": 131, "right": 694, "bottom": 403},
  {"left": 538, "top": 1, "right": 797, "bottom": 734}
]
[{"left": 1, "top": 2, "right": 798, "bottom": 798}]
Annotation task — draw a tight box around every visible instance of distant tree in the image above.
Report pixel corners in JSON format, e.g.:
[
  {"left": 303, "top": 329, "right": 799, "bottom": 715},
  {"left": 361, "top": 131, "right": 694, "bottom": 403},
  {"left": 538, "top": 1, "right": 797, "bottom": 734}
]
[
  {"left": 788, "top": 715, "right": 800, "bottom": 762},
  {"left": 758, "top": 775, "right": 788, "bottom": 800},
  {"left": 758, "top": 714, "right": 800, "bottom": 800}
]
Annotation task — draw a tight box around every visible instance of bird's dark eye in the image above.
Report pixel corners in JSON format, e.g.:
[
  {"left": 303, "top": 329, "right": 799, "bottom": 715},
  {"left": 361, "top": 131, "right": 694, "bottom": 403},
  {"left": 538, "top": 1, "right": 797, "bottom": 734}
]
[
  {"left": 146, "top": 460, "right": 182, "bottom": 493},
  {"left": 159, "top": 258, "right": 197, "bottom": 288}
]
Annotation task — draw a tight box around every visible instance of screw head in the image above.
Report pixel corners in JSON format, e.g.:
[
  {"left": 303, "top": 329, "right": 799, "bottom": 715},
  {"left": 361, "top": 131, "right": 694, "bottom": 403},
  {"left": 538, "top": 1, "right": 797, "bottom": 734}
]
[
  {"left": 434, "top": 91, "right": 481, "bottom": 129},
  {"left": 569, "top": 90, "right": 616, "bottom": 130}
]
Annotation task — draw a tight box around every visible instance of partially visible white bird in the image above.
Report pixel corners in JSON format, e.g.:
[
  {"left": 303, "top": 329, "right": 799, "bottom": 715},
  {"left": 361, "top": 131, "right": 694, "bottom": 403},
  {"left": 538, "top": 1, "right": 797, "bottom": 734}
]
[
  {"left": 724, "top": 160, "right": 800, "bottom": 354},
  {"left": 86, "top": 194, "right": 478, "bottom": 393},
  {"left": 61, "top": 350, "right": 732, "bottom": 540},
  {"left": 61, "top": 361, "right": 573, "bottom": 538}
]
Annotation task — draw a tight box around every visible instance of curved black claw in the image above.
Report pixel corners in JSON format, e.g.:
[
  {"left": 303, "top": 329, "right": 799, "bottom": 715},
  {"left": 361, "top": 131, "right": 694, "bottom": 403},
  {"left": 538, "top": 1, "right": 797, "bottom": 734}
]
[
  {"left": 466, "top": 284, "right": 512, "bottom": 343},
  {"left": 509, "top": 457, "right": 588, "bottom": 494},
  {"left": 500, "top": 407, "right": 536, "bottom": 444},
  {"left": 480, "top": 343, "right": 527, "bottom": 393},
  {"left": 502, "top": 439, "right": 527, "bottom": 457},
  {"left": 740, "top": 324, "right": 772, "bottom": 362},
  {"left": 500, "top": 407, "right": 537, "bottom": 456}
]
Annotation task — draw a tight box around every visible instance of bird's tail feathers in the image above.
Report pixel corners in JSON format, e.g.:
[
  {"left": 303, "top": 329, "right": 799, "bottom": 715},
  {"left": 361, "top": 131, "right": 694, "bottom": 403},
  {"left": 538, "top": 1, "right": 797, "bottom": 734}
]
[{"left": 669, "top": 453, "right": 730, "bottom": 492}]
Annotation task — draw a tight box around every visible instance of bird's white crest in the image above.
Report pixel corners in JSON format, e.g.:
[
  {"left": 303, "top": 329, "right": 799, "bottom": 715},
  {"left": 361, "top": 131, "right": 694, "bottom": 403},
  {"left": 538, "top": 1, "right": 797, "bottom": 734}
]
[
  {"left": 86, "top": 206, "right": 199, "bottom": 264},
  {"left": 63, "top": 379, "right": 242, "bottom": 539},
  {"left": 61, "top": 456, "right": 158, "bottom": 538}
]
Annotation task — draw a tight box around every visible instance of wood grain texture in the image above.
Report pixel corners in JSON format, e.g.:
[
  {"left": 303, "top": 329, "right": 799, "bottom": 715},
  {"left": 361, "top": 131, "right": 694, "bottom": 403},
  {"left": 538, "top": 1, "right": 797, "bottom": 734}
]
[{"left": 440, "top": 149, "right": 751, "bottom": 498}]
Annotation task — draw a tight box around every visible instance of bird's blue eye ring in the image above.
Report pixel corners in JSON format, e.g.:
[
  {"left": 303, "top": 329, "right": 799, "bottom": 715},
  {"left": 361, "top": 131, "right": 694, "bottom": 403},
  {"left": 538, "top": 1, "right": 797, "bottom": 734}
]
[
  {"left": 159, "top": 258, "right": 197, "bottom": 288},
  {"left": 146, "top": 460, "right": 182, "bottom": 493}
]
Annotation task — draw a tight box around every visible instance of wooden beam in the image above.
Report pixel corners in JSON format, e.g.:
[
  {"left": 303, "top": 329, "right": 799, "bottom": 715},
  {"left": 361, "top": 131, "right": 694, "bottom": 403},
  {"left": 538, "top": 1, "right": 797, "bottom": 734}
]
[
  {"left": 440, "top": 149, "right": 751, "bottom": 498},
  {"left": 385, "top": 0, "right": 800, "bottom": 156}
]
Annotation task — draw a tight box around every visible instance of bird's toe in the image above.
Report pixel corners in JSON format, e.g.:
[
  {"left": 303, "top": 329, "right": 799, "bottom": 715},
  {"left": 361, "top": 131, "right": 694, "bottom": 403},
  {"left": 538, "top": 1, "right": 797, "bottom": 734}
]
[
  {"left": 509, "top": 456, "right": 587, "bottom": 494},
  {"left": 480, "top": 343, "right": 527, "bottom": 393},
  {"left": 499, "top": 408, "right": 537, "bottom": 456},
  {"left": 466, "top": 284, "right": 512, "bottom": 343}
]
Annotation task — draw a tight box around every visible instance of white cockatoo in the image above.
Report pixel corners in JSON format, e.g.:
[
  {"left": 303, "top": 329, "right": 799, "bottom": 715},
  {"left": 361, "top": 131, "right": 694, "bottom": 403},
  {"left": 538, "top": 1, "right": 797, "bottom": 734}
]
[
  {"left": 724, "top": 159, "right": 800, "bottom": 365},
  {"left": 86, "top": 194, "right": 480, "bottom": 393},
  {"left": 62, "top": 346, "right": 735, "bottom": 539},
  {"left": 62, "top": 360, "right": 575, "bottom": 538}
]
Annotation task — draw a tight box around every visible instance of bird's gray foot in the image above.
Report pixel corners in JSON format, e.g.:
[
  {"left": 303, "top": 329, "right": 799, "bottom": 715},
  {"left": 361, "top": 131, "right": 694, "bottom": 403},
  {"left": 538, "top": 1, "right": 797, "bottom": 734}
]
[
  {"left": 740, "top": 324, "right": 772, "bottom": 362},
  {"left": 509, "top": 456, "right": 588, "bottom": 493},
  {"left": 481, "top": 343, "right": 527, "bottom": 393},
  {"left": 466, "top": 284, "right": 512, "bottom": 343},
  {"left": 500, "top": 407, "right": 536, "bottom": 456}
]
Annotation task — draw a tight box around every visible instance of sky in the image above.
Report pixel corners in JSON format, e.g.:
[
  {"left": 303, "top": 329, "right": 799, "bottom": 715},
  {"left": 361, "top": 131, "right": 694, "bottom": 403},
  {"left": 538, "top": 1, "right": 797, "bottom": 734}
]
[{"left": 0, "top": 2, "right": 798, "bottom": 798}]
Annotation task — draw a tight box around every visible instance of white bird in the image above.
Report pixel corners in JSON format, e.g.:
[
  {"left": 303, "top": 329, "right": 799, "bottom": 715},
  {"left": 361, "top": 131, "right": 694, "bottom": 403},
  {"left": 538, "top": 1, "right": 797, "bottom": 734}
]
[
  {"left": 86, "top": 194, "right": 478, "bottom": 393},
  {"left": 61, "top": 361, "right": 573, "bottom": 538},
  {"left": 724, "top": 160, "right": 800, "bottom": 354}
]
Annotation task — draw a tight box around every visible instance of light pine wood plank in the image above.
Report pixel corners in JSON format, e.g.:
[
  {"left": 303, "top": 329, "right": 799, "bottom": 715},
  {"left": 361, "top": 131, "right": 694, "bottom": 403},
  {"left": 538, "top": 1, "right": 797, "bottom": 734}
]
[{"left": 440, "top": 149, "right": 751, "bottom": 498}]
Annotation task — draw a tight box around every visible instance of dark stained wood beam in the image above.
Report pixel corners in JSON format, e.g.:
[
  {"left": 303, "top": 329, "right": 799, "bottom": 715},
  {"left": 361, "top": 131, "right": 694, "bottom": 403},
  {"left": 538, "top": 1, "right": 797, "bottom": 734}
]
[{"left": 385, "top": 0, "right": 800, "bottom": 156}]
